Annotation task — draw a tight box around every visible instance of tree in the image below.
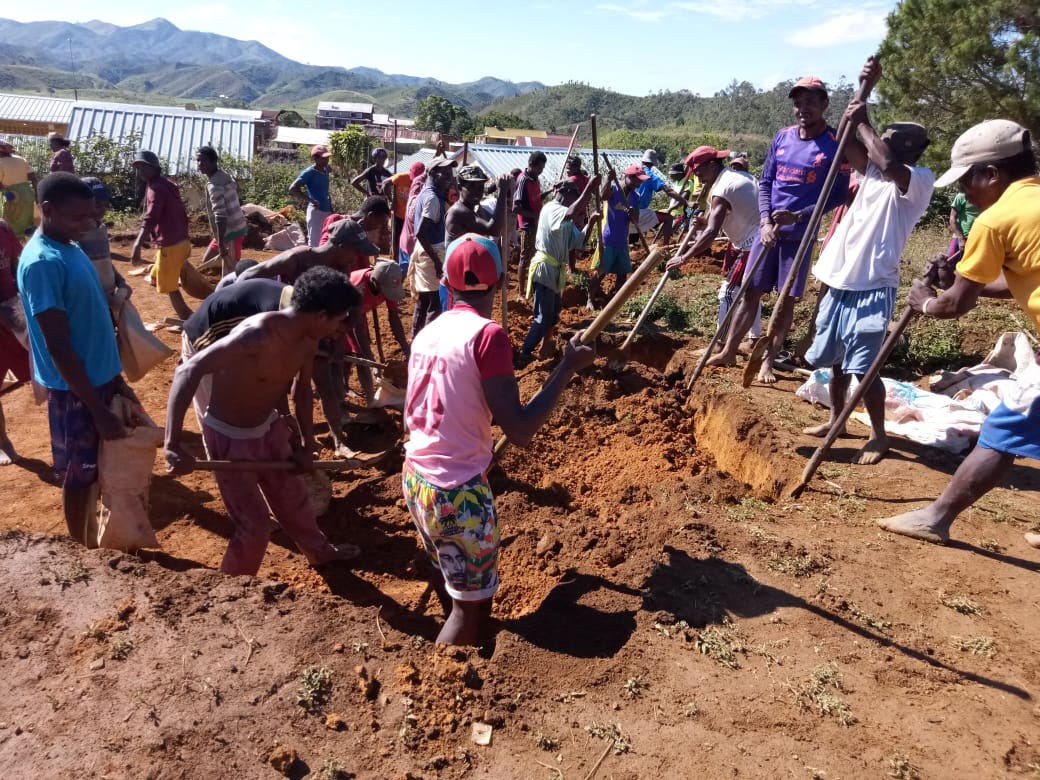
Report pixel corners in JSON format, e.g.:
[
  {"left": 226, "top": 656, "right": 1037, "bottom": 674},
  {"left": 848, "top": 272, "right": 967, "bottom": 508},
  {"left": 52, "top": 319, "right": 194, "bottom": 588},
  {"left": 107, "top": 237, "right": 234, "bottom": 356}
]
[
  {"left": 415, "top": 95, "right": 475, "bottom": 138},
  {"left": 475, "top": 109, "right": 530, "bottom": 130},
  {"left": 278, "top": 110, "right": 309, "bottom": 128},
  {"left": 328, "top": 125, "right": 371, "bottom": 175},
  {"left": 879, "top": 0, "right": 1040, "bottom": 160}
]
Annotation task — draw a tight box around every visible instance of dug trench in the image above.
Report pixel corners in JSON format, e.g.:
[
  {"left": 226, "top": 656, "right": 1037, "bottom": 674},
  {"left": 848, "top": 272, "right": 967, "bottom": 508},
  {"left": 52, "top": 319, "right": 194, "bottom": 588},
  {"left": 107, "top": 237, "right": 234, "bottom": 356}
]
[{"left": 1, "top": 240, "right": 1039, "bottom": 779}]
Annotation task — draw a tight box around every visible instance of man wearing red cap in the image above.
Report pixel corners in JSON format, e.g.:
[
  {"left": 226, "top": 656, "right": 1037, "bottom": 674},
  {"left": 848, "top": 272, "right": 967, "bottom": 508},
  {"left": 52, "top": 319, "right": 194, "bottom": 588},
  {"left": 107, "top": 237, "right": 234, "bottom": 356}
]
[
  {"left": 878, "top": 119, "right": 1040, "bottom": 549},
  {"left": 289, "top": 145, "right": 334, "bottom": 247},
  {"left": 402, "top": 234, "right": 596, "bottom": 645},
  {"left": 587, "top": 164, "right": 645, "bottom": 311},
  {"left": 707, "top": 75, "right": 850, "bottom": 383},
  {"left": 668, "top": 146, "right": 761, "bottom": 344}
]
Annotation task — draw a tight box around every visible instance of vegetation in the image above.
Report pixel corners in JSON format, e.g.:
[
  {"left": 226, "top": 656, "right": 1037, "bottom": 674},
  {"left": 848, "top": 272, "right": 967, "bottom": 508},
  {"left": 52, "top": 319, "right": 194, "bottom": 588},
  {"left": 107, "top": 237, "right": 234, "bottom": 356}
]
[
  {"left": 878, "top": 0, "right": 1040, "bottom": 166},
  {"left": 414, "top": 95, "right": 476, "bottom": 137}
]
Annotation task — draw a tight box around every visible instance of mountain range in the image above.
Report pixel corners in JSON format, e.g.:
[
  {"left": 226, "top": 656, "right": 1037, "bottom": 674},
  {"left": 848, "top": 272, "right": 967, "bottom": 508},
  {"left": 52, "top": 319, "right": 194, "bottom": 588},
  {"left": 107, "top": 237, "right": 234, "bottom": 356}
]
[{"left": 0, "top": 17, "right": 544, "bottom": 116}]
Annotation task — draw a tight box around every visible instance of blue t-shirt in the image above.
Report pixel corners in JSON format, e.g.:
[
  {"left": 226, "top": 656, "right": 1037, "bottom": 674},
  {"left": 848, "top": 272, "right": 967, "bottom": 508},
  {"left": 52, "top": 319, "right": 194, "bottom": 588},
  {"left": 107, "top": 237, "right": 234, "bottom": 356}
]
[
  {"left": 295, "top": 165, "right": 332, "bottom": 212},
  {"left": 603, "top": 183, "right": 638, "bottom": 248},
  {"left": 635, "top": 165, "right": 666, "bottom": 209},
  {"left": 16, "top": 231, "right": 121, "bottom": 390}
]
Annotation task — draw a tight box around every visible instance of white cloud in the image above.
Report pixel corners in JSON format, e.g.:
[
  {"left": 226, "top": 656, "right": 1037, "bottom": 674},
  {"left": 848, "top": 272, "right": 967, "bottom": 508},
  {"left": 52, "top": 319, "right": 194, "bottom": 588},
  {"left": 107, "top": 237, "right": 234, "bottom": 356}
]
[
  {"left": 595, "top": 3, "right": 673, "bottom": 22},
  {"left": 668, "top": 0, "right": 818, "bottom": 22},
  {"left": 784, "top": 9, "right": 888, "bottom": 47}
]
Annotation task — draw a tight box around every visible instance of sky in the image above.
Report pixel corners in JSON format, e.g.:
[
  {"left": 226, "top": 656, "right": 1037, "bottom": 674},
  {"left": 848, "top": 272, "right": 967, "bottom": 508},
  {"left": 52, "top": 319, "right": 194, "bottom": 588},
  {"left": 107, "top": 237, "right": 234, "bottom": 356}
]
[{"left": 3, "top": 1, "right": 894, "bottom": 97}]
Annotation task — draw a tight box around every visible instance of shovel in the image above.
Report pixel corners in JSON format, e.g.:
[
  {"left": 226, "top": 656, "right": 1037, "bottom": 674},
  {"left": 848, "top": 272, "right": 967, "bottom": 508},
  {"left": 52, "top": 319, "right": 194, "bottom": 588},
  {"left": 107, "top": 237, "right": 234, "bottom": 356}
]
[
  {"left": 742, "top": 58, "right": 880, "bottom": 388},
  {"left": 608, "top": 219, "right": 698, "bottom": 370},
  {"left": 493, "top": 246, "right": 667, "bottom": 459},
  {"left": 193, "top": 451, "right": 388, "bottom": 472}
]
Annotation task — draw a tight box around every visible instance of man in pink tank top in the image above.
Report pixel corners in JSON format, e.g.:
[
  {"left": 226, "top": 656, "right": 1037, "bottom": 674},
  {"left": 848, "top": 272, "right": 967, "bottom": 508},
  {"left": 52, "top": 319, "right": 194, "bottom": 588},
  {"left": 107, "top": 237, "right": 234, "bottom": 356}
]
[{"left": 402, "top": 234, "right": 596, "bottom": 645}]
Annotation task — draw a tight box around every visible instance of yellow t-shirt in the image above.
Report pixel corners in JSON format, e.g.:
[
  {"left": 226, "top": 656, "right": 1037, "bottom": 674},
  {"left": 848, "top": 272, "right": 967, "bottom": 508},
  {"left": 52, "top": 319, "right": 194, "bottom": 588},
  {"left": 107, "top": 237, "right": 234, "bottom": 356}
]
[
  {"left": 956, "top": 176, "right": 1040, "bottom": 328},
  {"left": 0, "top": 154, "right": 32, "bottom": 188}
]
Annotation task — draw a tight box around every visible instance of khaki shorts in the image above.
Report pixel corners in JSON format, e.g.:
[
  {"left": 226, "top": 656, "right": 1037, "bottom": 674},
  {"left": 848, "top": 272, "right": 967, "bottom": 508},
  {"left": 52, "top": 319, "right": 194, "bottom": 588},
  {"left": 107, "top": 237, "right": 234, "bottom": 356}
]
[{"left": 153, "top": 240, "right": 192, "bottom": 294}]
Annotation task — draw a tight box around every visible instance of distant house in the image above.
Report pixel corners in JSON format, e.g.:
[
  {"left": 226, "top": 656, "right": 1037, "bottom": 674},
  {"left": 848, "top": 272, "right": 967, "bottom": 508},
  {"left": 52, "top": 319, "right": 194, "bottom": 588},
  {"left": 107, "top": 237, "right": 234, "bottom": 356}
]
[
  {"left": 514, "top": 134, "right": 576, "bottom": 148},
  {"left": 475, "top": 127, "right": 547, "bottom": 146},
  {"left": 315, "top": 101, "right": 374, "bottom": 130},
  {"left": 0, "top": 93, "right": 74, "bottom": 136}
]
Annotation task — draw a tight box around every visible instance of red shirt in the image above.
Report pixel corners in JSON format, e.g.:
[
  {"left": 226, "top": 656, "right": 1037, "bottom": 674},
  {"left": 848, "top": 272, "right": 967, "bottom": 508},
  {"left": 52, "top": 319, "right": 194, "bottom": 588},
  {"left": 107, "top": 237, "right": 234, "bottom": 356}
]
[
  {"left": 349, "top": 267, "right": 399, "bottom": 314},
  {"left": 0, "top": 220, "right": 22, "bottom": 300},
  {"left": 514, "top": 172, "right": 542, "bottom": 231},
  {"left": 142, "top": 177, "right": 190, "bottom": 247}
]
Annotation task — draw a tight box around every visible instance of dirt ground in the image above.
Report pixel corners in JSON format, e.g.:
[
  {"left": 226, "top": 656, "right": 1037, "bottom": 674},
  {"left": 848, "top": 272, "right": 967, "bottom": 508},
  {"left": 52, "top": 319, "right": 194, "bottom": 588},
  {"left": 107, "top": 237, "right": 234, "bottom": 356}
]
[{"left": 1, "top": 234, "right": 1038, "bottom": 780}]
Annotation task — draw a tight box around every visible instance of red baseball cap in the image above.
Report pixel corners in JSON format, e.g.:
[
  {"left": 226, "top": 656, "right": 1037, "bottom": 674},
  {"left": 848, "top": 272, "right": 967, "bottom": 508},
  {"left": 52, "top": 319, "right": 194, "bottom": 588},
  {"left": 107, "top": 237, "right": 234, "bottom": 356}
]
[
  {"left": 788, "top": 76, "right": 827, "bottom": 98},
  {"left": 623, "top": 163, "right": 650, "bottom": 180},
  {"left": 311, "top": 144, "right": 331, "bottom": 158},
  {"left": 445, "top": 234, "right": 502, "bottom": 292},
  {"left": 409, "top": 161, "right": 426, "bottom": 178},
  {"left": 685, "top": 146, "right": 730, "bottom": 169}
]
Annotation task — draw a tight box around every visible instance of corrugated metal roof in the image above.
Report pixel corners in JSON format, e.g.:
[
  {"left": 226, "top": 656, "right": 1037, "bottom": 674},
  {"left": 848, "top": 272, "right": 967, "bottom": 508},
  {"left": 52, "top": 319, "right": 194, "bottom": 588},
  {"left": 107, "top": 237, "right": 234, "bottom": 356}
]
[
  {"left": 0, "top": 93, "right": 75, "bottom": 125},
  {"left": 317, "top": 101, "right": 373, "bottom": 113},
  {"left": 213, "top": 107, "right": 265, "bottom": 120},
  {"left": 274, "top": 126, "right": 332, "bottom": 147},
  {"left": 390, "top": 145, "right": 652, "bottom": 184},
  {"left": 68, "top": 102, "right": 255, "bottom": 174}
]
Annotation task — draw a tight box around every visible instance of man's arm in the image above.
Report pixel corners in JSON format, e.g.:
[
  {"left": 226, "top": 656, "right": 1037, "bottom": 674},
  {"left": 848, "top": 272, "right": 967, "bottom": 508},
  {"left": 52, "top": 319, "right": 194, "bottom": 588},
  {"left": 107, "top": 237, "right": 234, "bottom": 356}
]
[
  {"left": 667, "top": 196, "right": 731, "bottom": 269},
  {"left": 949, "top": 206, "right": 964, "bottom": 240},
  {"left": 35, "top": 309, "right": 126, "bottom": 441},
  {"left": 289, "top": 175, "right": 316, "bottom": 207},
  {"left": 351, "top": 167, "right": 372, "bottom": 196},
  {"left": 566, "top": 174, "right": 602, "bottom": 223},
  {"left": 130, "top": 186, "right": 158, "bottom": 264},
  {"left": 908, "top": 274, "right": 986, "bottom": 318},
  {"left": 484, "top": 332, "right": 596, "bottom": 446},
  {"left": 416, "top": 218, "right": 443, "bottom": 276},
  {"left": 387, "top": 308, "right": 409, "bottom": 356},
  {"left": 291, "top": 349, "right": 316, "bottom": 466},
  {"left": 234, "top": 249, "right": 299, "bottom": 282},
  {"left": 164, "top": 326, "right": 267, "bottom": 472}
]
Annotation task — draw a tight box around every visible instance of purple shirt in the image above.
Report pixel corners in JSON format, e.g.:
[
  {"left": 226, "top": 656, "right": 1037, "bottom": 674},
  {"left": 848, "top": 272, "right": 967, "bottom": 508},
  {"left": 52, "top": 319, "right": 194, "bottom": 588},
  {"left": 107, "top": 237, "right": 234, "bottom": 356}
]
[
  {"left": 141, "top": 176, "right": 190, "bottom": 247},
  {"left": 759, "top": 124, "right": 850, "bottom": 242},
  {"left": 603, "top": 183, "right": 638, "bottom": 248}
]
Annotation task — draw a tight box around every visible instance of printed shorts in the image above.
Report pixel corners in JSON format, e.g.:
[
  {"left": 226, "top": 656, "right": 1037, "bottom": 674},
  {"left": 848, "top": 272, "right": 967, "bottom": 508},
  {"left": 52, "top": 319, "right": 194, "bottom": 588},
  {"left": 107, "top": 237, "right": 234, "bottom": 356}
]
[
  {"left": 47, "top": 379, "right": 117, "bottom": 489},
  {"left": 402, "top": 460, "right": 500, "bottom": 602},
  {"left": 153, "top": 240, "right": 192, "bottom": 294}
]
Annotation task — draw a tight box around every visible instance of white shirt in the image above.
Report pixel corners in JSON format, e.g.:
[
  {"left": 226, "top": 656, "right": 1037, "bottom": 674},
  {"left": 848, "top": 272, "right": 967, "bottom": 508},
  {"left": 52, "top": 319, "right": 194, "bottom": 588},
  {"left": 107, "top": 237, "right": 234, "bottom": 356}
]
[
  {"left": 710, "top": 168, "right": 759, "bottom": 249},
  {"left": 813, "top": 162, "right": 935, "bottom": 291}
]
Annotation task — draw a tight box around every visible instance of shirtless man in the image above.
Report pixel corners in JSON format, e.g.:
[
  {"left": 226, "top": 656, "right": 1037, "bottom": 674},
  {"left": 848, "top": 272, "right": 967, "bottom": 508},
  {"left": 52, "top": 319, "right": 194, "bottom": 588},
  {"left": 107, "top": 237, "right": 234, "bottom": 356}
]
[
  {"left": 164, "top": 266, "right": 363, "bottom": 576},
  {"left": 445, "top": 166, "right": 513, "bottom": 244},
  {"left": 235, "top": 219, "right": 378, "bottom": 284}
]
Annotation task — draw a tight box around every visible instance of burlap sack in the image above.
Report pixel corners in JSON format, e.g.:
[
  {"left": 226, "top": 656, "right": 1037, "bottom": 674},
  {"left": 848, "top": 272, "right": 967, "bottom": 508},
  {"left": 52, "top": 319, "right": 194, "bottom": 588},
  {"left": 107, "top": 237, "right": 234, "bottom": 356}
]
[
  {"left": 114, "top": 296, "right": 174, "bottom": 382},
  {"left": 97, "top": 395, "right": 163, "bottom": 552}
]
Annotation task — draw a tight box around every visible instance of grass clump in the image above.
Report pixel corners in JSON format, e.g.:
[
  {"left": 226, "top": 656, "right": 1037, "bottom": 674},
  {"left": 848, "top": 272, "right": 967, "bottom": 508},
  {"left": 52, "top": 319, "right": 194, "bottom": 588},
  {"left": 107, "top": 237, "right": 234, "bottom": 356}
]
[
  {"left": 695, "top": 626, "right": 744, "bottom": 669},
  {"left": 941, "top": 593, "right": 983, "bottom": 616},
  {"left": 296, "top": 665, "right": 333, "bottom": 713},
  {"left": 585, "top": 722, "right": 632, "bottom": 754},
  {"left": 768, "top": 553, "right": 829, "bottom": 578},
  {"left": 727, "top": 496, "right": 770, "bottom": 522},
  {"left": 953, "top": 635, "right": 997, "bottom": 657},
  {"left": 888, "top": 753, "right": 922, "bottom": 779},
  {"left": 791, "top": 664, "right": 856, "bottom": 726},
  {"left": 623, "top": 676, "right": 646, "bottom": 699}
]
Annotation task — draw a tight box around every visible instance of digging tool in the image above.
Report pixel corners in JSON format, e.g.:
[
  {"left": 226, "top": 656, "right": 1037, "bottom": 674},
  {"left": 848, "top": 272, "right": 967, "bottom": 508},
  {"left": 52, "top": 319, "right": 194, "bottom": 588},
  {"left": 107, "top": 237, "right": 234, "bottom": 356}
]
[
  {"left": 685, "top": 241, "right": 773, "bottom": 391},
  {"left": 493, "top": 245, "right": 667, "bottom": 459},
  {"left": 608, "top": 219, "right": 698, "bottom": 370},
  {"left": 590, "top": 114, "right": 605, "bottom": 264},
  {"left": 193, "top": 455, "right": 384, "bottom": 472},
  {"left": 741, "top": 58, "right": 881, "bottom": 388},
  {"left": 371, "top": 309, "right": 386, "bottom": 363},
  {"left": 788, "top": 254, "right": 954, "bottom": 498},
  {"left": 498, "top": 183, "right": 511, "bottom": 330},
  {"left": 556, "top": 123, "right": 582, "bottom": 185},
  {"left": 601, "top": 152, "right": 651, "bottom": 257},
  {"left": 343, "top": 354, "right": 388, "bottom": 371}
]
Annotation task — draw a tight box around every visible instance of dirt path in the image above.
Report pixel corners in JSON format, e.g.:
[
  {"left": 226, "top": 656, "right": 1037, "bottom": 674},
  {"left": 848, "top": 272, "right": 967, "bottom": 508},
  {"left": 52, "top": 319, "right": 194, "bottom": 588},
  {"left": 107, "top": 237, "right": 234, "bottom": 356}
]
[{"left": 1, "top": 239, "right": 1038, "bottom": 779}]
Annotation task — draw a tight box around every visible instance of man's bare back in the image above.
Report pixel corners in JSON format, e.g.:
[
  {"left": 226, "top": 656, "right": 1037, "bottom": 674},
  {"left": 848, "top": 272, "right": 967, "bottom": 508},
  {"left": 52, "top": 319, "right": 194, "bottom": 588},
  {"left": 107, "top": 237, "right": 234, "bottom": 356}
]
[{"left": 206, "top": 311, "right": 317, "bottom": 428}]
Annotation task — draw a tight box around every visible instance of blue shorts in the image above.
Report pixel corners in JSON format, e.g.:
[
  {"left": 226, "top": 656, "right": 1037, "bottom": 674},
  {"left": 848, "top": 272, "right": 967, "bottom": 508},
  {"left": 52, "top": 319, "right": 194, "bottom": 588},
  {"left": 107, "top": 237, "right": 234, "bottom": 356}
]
[
  {"left": 804, "top": 287, "right": 896, "bottom": 375},
  {"left": 598, "top": 244, "right": 632, "bottom": 276},
  {"left": 978, "top": 366, "right": 1040, "bottom": 460},
  {"left": 47, "top": 379, "right": 118, "bottom": 489},
  {"left": 748, "top": 235, "right": 812, "bottom": 299}
]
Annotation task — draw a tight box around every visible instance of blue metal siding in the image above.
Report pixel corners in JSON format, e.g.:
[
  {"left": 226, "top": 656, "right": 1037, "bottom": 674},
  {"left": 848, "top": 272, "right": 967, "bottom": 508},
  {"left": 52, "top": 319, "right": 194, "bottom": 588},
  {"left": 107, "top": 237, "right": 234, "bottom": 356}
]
[{"left": 67, "top": 103, "right": 255, "bottom": 174}]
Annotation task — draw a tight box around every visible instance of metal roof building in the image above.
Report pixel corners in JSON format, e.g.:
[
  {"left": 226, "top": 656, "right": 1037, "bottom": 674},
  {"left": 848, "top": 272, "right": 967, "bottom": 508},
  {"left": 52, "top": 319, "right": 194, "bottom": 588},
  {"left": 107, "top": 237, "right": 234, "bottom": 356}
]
[
  {"left": 0, "top": 93, "right": 75, "bottom": 135},
  {"left": 394, "top": 144, "right": 652, "bottom": 185},
  {"left": 67, "top": 101, "right": 256, "bottom": 174}
]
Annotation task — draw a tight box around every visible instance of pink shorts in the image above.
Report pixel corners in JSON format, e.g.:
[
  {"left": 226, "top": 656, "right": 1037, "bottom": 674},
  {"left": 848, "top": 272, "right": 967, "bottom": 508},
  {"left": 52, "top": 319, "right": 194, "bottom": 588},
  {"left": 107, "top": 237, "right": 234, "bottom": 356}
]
[{"left": 207, "top": 233, "right": 245, "bottom": 261}]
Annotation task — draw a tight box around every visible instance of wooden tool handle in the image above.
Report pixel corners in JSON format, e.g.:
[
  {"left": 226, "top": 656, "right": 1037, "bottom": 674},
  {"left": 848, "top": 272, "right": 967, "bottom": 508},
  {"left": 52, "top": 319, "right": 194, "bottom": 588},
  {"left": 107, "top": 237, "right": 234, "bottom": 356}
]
[{"left": 194, "top": 460, "right": 356, "bottom": 472}]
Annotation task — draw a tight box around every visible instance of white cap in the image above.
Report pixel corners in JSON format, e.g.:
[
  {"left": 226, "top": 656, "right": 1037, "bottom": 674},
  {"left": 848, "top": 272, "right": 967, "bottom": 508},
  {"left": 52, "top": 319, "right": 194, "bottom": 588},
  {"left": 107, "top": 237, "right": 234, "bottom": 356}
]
[{"left": 934, "top": 119, "right": 1031, "bottom": 188}]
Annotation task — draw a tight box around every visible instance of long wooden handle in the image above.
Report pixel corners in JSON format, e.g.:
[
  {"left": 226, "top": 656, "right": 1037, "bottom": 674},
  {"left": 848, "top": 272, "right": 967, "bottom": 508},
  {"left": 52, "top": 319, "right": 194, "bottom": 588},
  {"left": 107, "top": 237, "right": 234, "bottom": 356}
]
[
  {"left": 492, "top": 247, "right": 665, "bottom": 459},
  {"left": 194, "top": 459, "right": 359, "bottom": 472},
  {"left": 370, "top": 309, "right": 386, "bottom": 364},
  {"left": 590, "top": 114, "right": 604, "bottom": 256},
  {"left": 557, "top": 123, "right": 582, "bottom": 183},
  {"left": 790, "top": 306, "right": 915, "bottom": 496}
]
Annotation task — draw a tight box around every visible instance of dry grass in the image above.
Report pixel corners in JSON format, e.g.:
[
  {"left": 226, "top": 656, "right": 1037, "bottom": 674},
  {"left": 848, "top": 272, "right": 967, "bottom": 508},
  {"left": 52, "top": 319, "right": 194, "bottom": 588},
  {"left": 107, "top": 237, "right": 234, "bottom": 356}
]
[
  {"left": 791, "top": 664, "right": 856, "bottom": 726},
  {"left": 695, "top": 625, "right": 744, "bottom": 669},
  {"left": 768, "top": 553, "right": 829, "bottom": 578},
  {"left": 953, "top": 635, "right": 997, "bottom": 657},
  {"left": 941, "top": 593, "right": 983, "bottom": 616}
]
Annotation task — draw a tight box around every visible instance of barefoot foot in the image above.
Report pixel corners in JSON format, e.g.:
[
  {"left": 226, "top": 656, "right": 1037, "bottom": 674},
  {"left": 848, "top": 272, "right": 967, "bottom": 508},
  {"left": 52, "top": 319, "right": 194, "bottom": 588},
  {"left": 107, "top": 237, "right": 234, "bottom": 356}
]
[
  {"left": 309, "top": 542, "right": 361, "bottom": 567},
  {"left": 1024, "top": 532, "right": 1040, "bottom": 549},
  {"left": 854, "top": 438, "right": 889, "bottom": 465},
  {"left": 876, "top": 509, "right": 950, "bottom": 544},
  {"left": 705, "top": 353, "right": 737, "bottom": 368},
  {"left": 0, "top": 441, "right": 19, "bottom": 465},
  {"left": 802, "top": 422, "right": 845, "bottom": 438},
  {"left": 757, "top": 364, "right": 778, "bottom": 384}
]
